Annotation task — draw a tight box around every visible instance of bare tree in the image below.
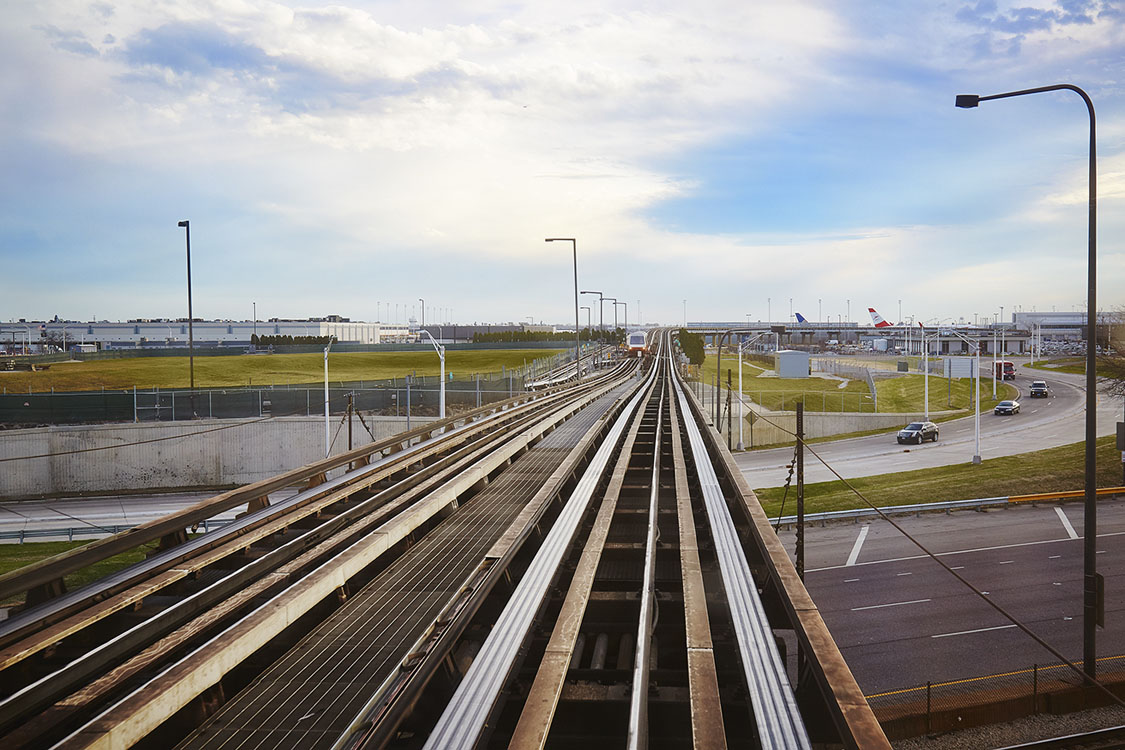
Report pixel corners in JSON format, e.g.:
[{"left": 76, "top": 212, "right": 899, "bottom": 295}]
[{"left": 1097, "top": 307, "right": 1125, "bottom": 396}]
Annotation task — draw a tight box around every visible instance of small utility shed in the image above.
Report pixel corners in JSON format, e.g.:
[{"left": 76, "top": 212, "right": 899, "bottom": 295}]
[{"left": 775, "top": 349, "right": 810, "bottom": 378}]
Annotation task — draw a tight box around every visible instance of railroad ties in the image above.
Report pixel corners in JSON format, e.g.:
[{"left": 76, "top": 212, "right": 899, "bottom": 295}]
[{"left": 0, "top": 331, "right": 889, "bottom": 749}]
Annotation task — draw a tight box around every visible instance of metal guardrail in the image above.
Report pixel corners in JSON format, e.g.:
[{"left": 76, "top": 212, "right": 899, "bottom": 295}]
[
  {"left": 0, "top": 518, "right": 234, "bottom": 544},
  {"left": 772, "top": 487, "right": 1125, "bottom": 526}
]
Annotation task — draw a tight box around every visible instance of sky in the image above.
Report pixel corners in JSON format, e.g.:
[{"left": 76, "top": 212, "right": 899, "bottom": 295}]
[{"left": 2, "top": 0, "right": 1124, "bottom": 328}]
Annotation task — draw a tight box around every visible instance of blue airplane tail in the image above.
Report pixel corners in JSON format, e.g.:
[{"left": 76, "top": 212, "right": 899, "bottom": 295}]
[{"left": 795, "top": 312, "right": 807, "bottom": 324}]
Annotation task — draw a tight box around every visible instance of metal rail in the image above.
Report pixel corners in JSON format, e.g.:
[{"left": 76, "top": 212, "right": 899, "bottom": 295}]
[
  {"left": 672, "top": 354, "right": 813, "bottom": 749},
  {"left": 422, "top": 356, "right": 659, "bottom": 749},
  {"left": 627, "top": 374, "right": 663, "bottom": 750},
  {"left": 0, "top": 364, "right": 638, "bottom": 747}
]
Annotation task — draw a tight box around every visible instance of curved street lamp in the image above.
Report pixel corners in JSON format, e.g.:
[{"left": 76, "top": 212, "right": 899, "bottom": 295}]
[{"left": 957, "top": 83, "right": 1099, "bottom": 677}]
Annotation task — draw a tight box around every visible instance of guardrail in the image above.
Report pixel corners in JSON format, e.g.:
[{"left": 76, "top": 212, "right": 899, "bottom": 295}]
[
  {"left": 772, "top": 487, "right": 1125, "bottom": 526},
  {"left": 0, "top": 518, "right": 234, "bottom": 544}
]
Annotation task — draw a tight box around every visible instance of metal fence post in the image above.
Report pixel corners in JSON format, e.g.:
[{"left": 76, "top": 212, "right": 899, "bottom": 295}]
[
  {"left": 171, "top": 391, "right": 175, "bottom": 422},
  {"left": 925, "top": 681, "right": 932, "bottom": 734},
  {"left": 209, "top": 390, "right": 213, "bottom": 418},
  {"left": 1033, "top": 664, "right": 1038, "bottom": 715},
  {"left": 133, "top": 386, "right": 137, "bottom": 423}
]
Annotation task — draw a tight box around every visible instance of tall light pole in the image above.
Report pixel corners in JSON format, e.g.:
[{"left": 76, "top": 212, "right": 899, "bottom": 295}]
[
  {"left": 177, "top": 220, "right": 194, "bottom": 391},
  {"left": 958, "top": 83, "right": 1099, "bottom": 677},
  {"left": 419, "top": 298, "right": 425, "bottom": 328},
  {"left": 581, "top": 305, "right": 591, "bottom": 331},
  {"left": 422, "top": 330, "right": 446, "bottom": 419},
  {"left": 605, "top": 297, "right": 617, "bottom": 332},
  {"left": 682, "top": 299, "right": 686, "bottom": 328},
  {"left": 324, "top": 336, "right": 334, "bottom": 457},
  {"left": 846, "top": 299, "right": 850, "bottom": 325},
  {"left": 945, "top": 328, "right": 982, "bottom": 464},
  {"left": 581, "top": 290, "right": 604, "bottom": 333},
  {"left": 767, "top": 297, "right": 771, "bottom": 323},
  {"left": 546, "top": 238, "right": 580, "bottom": 381},
  {"left": 615, "top": 300, "right": 627, "bottom": 330}
]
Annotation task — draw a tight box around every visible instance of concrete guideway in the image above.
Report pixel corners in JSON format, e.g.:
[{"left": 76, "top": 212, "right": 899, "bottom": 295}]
[{"left": 736, "top": 363, "right": 1124, "bottom": 489}]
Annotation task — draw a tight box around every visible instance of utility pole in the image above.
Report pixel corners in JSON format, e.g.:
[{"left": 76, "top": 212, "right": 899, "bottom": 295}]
[{"left": 796, "top": 402, "right": 805, "bottom": 581}]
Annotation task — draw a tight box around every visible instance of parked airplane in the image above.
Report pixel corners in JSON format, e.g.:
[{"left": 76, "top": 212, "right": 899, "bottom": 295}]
[
  {"left": 794, "top": 312, "right": 809, "bottom": 324},
  {"left": 868, "top": 307, "right": 892, "bottom": 328}
]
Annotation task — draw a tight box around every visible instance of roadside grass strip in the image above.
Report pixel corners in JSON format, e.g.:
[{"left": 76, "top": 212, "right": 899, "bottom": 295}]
[{"left": 754, "top": 434, "right": 1123, "bottom": 516}]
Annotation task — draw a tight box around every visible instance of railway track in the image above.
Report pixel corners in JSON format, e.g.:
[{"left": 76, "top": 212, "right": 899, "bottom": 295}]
[{"left": 0, "top": 331, "right": 888, "bottom": 748}]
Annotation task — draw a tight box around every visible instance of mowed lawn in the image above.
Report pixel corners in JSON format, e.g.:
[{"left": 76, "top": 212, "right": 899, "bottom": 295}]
[
  {"left": 0, "top": 349, "right": 564, "bottom": 393},
  {"left": 701, "top": 353, "right": 1016, "bottom": 413},
  {"left": 753, "top": 434, "right": 1123, "bottom": 516}
]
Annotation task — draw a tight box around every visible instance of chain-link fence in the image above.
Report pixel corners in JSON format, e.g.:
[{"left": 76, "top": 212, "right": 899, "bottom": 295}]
[
  {"left": 0, "top": 370, "right": 542, "bottom": 426},
  {"left": 866, "top": 655, "right": 1125, "bottom": 739}
]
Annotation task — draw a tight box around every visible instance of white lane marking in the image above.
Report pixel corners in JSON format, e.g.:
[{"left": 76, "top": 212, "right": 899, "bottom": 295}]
[
  {"left": 1049, "top": 555, "right": 1061, "bottom": 559},
  {"left": 896, "top": 571, "right": 912, "bottom": 576},
  {"left": 932, "top": 624, "right": 1017, "bottom": 639},
  {"left": 999, "top": 560, "right": 1014, "bottom": 565},
  {"left": 845, "top": 524, "right": 870, "bottom": 567},
  {"left": 951, "top": 566, "right": 965, "bottom": 570},
  {"left": 808, "top": 530, "right": 1125, "bottom": 573},
  {"left": 844, "top": 578, "right": 860, "bottom": 583},
  {"left": 1055, "top": 507, "right": 1078, "bottom": 540},
  {"left": 851, "top": 598, "right": 931, "bottom": 611}
]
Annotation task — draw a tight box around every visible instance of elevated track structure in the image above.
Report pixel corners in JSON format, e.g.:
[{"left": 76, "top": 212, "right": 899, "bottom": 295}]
[{"left": 0, "top": 331, "right": 888, "bottom": 749}]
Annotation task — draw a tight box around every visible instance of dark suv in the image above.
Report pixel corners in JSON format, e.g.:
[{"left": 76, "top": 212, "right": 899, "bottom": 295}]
[
  {"left": 897, "top": 421, "right": 938, "bottom": 444},
  {"left": 1029, "top": 381, "right": 1049, "bottom": 398}
]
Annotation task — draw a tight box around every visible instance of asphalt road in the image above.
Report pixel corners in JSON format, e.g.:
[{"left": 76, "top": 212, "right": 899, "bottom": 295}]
[
  {"left": 779, "top": 498, "right": 1125, "bottom": 696},
  {"left": 736, "top": 362, "right": 1125, "bottom": 489}
]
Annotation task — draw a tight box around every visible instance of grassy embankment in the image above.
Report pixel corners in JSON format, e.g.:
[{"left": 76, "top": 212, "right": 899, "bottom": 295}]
[
  {"left": 753, "top": 434, "right": 1124, "bottom": 517},
  {"left": 0, "top": 349, "right": 564, "bottom": 393},
  {"left": 698, "top": 352, "right": 1017, "bottom": 414}
]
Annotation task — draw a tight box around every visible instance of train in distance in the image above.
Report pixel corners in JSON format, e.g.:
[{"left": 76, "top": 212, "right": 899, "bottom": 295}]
[{"left": 627, "top": 330, "right": 648, "bottom": 357}]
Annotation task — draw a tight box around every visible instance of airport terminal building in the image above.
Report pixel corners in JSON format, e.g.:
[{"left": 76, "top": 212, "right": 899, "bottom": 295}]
[{"left": 0, "top": 317, "right": 413, "bottom": 353}]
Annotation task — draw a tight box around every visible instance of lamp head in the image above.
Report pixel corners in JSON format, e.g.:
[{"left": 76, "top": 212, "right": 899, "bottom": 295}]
[
  {"left": 955, "top": 94, "right": 980, "bottom": 108},
  {"left": 177, "top": 220, "right": 189, "bottom": 227}
]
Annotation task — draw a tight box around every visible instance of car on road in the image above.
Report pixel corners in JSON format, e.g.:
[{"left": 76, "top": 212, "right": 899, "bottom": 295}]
[
  {"left": 897, "top": 421, "right": 938, "bottom": 444},
  {"left": 1029, "top": 381, "right": 1049, "bottom": 398},
  {"left": 994, "top": 399, "right": 1021, "bottom": 415}
]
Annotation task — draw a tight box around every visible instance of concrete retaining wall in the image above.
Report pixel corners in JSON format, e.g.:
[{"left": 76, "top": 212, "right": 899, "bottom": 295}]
[{"left": 0, "top": 415, "right": 434, "bottom": 500}]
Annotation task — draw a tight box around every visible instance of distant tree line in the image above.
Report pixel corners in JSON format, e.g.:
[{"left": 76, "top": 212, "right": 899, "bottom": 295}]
[
  {"left": 473, "top": 328, "right": 624, "bottom": 344},
  {"left": 251, "top": 334, "right": 334, "bottom": 346}
]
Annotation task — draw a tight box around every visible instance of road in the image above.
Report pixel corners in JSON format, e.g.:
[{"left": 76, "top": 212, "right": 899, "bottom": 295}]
[
  {"left": 736, "top": 363, "right": 1125, "bottom": 489},
  {"left": 779, "top": 498, "right": 1125, "bottom": 696}
]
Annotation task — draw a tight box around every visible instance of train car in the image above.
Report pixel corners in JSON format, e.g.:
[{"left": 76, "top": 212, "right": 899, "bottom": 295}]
[{"left": 626, "top": 330, "right": 648, "bottom": 357}]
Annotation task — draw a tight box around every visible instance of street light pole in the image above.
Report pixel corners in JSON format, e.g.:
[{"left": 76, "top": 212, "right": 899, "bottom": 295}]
[
  {"left": 581, "top": 305, "right": 591, "bottom": 331},
  {"left": 547, "top": 238, "right": 580, "bottom": 382},
  {"left": 958, "top": 82, "right": 1099, "bottom": 677},
  {"left": 177, "top": 220, "right": 194, "bottom": 391},
  {"left": 419, "top": 298, "right": 425, "bottom": 328},
  {"left": 423, "top": 330, "right": 446, "bottom": 419},
  {"left": 581, "top": 290, "right": 604, "bottom": 334},
  {"left": 605, "top": 298, "right": 617, "bottom": 332},
  {"left": 324, "top": 337, "right": 334, "bottom": 457}
]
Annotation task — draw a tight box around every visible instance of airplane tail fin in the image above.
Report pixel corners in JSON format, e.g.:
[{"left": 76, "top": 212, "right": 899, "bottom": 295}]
[
  {"left": 795, "top": 312, "right": 807, "bottom": 324},
  {"left": 868, "top": 307, "right": 891, "bottom": 328}
]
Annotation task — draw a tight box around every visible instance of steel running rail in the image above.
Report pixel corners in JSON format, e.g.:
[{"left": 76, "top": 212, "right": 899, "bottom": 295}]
[
  {"left": 421, "top": 354, "right": 660, "bottom": 750},
  {"left": 671, "top": 369, "right": 813, "bottom": 750},
  {"left": 627, "top": 373, "right": 663, "bottom": 750}
]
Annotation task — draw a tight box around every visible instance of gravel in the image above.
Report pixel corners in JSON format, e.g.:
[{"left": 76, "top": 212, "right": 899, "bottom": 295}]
[{"left": 893, "top": 705, "right": 1125, "bottom": 749}]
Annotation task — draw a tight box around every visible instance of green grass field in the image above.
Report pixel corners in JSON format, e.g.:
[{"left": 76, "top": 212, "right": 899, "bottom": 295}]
[
  {"left": 0, "top": 349, "right": 564, "bottom": 393},
  {"left": 0, "top": 540, "right": 151, "bottom": 607},
  {"left": 699, "top": 352, "right": 1016, "bottom": 413},
  {"left": 753, "top": 434, "right": 1124, "bottom": 517}
]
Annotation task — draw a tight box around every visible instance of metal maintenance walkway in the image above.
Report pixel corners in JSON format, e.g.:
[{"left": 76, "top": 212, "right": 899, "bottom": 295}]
[{"left": 179, "top": 378, "right": 636, "bottom": 750}]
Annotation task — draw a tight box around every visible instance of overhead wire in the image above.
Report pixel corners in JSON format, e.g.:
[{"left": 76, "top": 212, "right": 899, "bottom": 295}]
[{"left": 728, "top": 377, "right": 1125, "bottom": 712}]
